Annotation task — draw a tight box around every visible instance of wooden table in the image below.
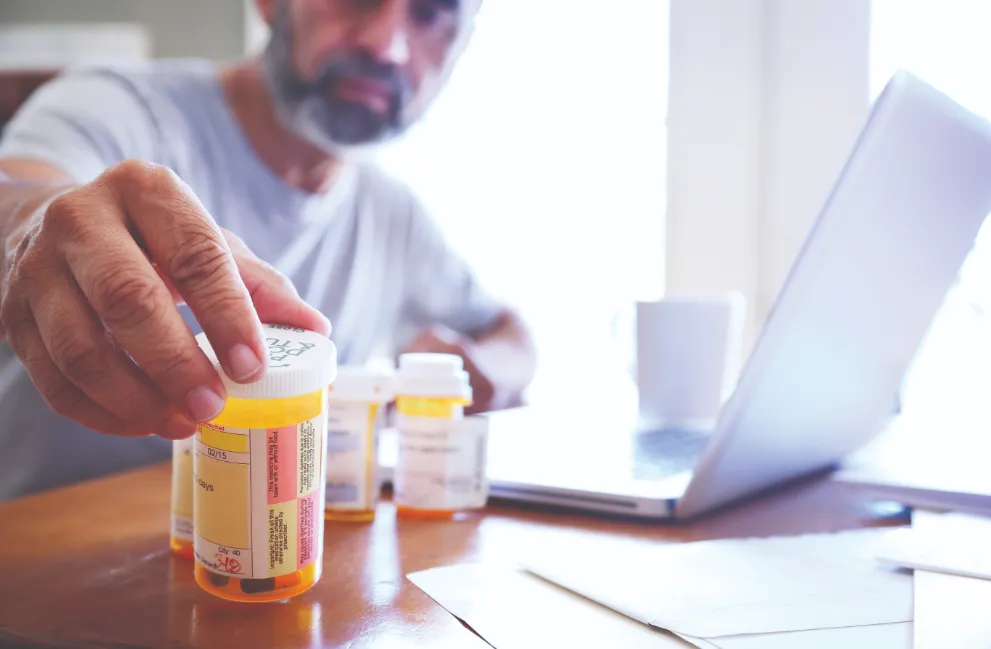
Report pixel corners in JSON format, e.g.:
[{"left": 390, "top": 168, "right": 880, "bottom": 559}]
[{"left": 0, "top": 462, "right": 906, "bottom": 648}]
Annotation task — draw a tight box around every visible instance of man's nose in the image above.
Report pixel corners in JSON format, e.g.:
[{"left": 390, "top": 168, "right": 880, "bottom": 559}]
[{"left": 355, "top": 0, "right": 411, "bottom": 67}]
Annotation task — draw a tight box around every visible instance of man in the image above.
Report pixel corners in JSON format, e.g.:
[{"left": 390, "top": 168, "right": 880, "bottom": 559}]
[{"left": 0, "top": 0, "right": 536, "bottom": 499}]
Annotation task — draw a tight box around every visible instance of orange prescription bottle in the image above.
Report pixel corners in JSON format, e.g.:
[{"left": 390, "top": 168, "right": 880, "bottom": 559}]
[
  {"left": 169, "top": 436, "right": 195, "bottom": 559},
  {"left": 393, "top": 353, "right": 490, "bottom": 520},
  {"left": 324, "top": 365, "right": 394, "bottom": 522},
  {"left": 191, "top": 324, "right": 337, "bottom": 602}
]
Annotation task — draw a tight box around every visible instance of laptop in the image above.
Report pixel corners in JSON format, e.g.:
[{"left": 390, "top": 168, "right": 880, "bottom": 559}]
[{"left": 380, "top": 70, "right": 991, "bottom": 520}]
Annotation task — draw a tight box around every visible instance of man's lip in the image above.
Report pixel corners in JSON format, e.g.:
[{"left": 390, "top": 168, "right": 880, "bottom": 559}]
[{"left": 332, "top": 77, "right": 392, "bottom": 112}]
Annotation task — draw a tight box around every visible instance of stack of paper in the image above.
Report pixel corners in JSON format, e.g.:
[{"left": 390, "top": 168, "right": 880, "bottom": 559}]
[
  {"left": 877, "top": 510, "right": 991, "bottom": 648},
  {"left": 410, "top": 565, "right": 691, "bottom": 648},
  {"left": 835, "top": 459, "right": 991, "bottom": 516},
  {"left": 878, "top": 511, "right": 991, "bottom": 580},
  {"left": 409, "top": 528, "right": 914, "bottom": 648},
  {"left": 833, "top": 416, "right": 991, "bottom": 516}
]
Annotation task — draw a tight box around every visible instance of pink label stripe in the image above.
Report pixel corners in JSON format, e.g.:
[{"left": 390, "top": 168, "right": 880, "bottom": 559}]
[{"left": 266, "top": 426, "right": 297, "bottom": 505}]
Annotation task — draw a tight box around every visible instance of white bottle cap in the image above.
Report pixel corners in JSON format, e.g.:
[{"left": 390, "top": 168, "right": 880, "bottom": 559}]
[
  {"left": 196, "top": 324, "right": 337, "bottom": 400},
  {"left": 329, "top": 365, "right": 394, "bottom": 403},
  {"left": 394, "top": 353, "right": 472, "bottom": 400}
]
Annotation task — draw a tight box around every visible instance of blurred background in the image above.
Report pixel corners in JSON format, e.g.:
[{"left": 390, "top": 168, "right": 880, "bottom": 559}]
[{"left": 1, "top": 0, "right": 990, "bottom": 438}]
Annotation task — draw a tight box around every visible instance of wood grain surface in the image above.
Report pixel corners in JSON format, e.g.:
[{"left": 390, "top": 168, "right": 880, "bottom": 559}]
[{"left": 0, "top": 462, "right": 906, "bottom": 648}]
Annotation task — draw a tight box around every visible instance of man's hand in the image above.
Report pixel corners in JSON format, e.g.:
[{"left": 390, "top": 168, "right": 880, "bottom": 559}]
[
  {"left": 403, "top": 324, "right": 497, "bottom": 413},
  {"left": 0, "top": 160, "right": 329, "bottom": 439}
]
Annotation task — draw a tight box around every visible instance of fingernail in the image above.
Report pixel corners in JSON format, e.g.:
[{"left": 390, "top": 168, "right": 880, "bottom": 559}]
[
  {"left": 227, "top": 343, "right": 264, "bottom": 381},
  {"left": 316, "top": 313, "right": 332, "bottom": 336},
  {"left": 161, "top": 415, "right": 197, "bottom": 440},
  {"left": 186, "top": 386, "right": 225, "bottom": 422}
]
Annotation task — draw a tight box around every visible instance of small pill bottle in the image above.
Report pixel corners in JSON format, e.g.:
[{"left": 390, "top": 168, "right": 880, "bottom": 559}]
[
  {"left": 393, "top": 353, "right": 491, "bottom": 520},
  {"left": 324, "top": 365, "right": 394, "bottom": 522},
  {"left": 169, "top": 436, "right": 195, "bottom": 559},
  {"left": 191, "top": 324, "right": 337, "bottom": 603}
]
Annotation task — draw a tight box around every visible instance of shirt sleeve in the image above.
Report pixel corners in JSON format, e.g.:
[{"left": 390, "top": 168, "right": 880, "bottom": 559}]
[
  {"left": 398, "top": 189, "right": 505, "bottom": 339},
  {"left": 0, "top": 68, "right": 161, "bottom": 183}
]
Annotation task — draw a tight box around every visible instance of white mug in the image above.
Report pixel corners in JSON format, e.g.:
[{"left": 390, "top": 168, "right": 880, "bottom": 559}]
[{"left": 634, "top": 293, "right": 746, "bottom": 430}]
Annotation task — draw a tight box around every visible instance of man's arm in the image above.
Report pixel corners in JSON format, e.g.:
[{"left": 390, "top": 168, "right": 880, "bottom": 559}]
[
  {"left": 404, "top": 309, "right": 536, "bottom": 413},
  {"left": 0, "top": 158, "right": 330, "bottom": 438},
  {"left": 0, "top": 72, "right": 330, "bottom": 439},
  {"left": 0, "top": 160, "right": 77, "bottom": 280},
  {"left": 396, "top": 186, "right": 537, "bottom": 413}
]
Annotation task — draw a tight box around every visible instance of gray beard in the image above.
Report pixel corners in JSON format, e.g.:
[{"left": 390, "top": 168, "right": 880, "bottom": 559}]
[{"left": 259, "top": 2, "right": 408, "bottom": 154}]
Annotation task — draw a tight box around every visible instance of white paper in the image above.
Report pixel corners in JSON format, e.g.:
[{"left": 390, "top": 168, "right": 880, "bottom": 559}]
[
  {"left": 908, "top": 510, "right": 991, "bottom": 649},
  {"left": 877, "top": 512, "right": 991, "bottom": 581},
  {"left": 704, "top": 623, "right": 911, "bottom": 649},
  {"left": 409, "top": 562, "right": 911, "bottom": 649},
  {"left": 834, "top": 428, "right": 991, "bottom": 516},
  {"left": 523, "top": 528, "right": 912, "bottom": 638},
  {"left": 409, "top": 564, "right": 696, "bottom": 648}
]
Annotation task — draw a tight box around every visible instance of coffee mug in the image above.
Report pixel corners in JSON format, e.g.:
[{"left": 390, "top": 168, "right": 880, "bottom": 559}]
[{"left": 634, "top": 292, "right": 746, "bottom": 430}]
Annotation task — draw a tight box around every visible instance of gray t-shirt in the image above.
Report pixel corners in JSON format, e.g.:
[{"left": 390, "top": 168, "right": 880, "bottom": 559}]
[{"left": 0, "top": 60, "right": 502, "bottom": 500}]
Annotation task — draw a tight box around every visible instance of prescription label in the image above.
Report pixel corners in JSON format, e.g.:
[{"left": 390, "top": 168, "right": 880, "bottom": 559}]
[
  {"left": 170, "top": 437, "right": 194, "bottom": 541},
  {"left": 394, "top": 416, "right": 489, "bottom": 511},
  {"left": 193, "top": 416, "right": 326, "bottom": 579},
  {"left": 325, "top": 402, "right": 378, "bottom": 510}
]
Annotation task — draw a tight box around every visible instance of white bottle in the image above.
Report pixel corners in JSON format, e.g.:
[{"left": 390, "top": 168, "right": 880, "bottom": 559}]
[
  {"left": 393, "top": 353, "right": 489, "bottom": 519},
  {"left": 324, "top": 365, "right": 394, "bottom": 522}
]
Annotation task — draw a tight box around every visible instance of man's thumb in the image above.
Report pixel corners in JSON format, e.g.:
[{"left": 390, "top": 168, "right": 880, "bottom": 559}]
[{"left": 236, "top": 255, "right": 332, "bottom": 337}]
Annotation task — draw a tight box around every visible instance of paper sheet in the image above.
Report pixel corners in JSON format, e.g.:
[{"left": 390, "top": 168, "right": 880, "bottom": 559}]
[
  {"left": 705, "top": 624, "right": 911, "bottom": 649},
  {"left": 523, "top": 528, "right": 912, "bottom": 638},
  {"left": 409, "top": 564, "right": 696, "bottom": 648},
  {"left": 914, "top": 570, "right": 991, "bottom": 649},
  {"left": 902, "top": 510, "right": 991, "bottom": 648},
  {"left": 877, "top": 512, "right": 991, "bottom": 581},
  {"left": 409, "top": 563, "right": 912, "bottom": 649}
]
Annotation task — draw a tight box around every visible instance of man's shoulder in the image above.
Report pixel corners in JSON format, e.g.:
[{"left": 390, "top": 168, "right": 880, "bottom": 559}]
[
  {"left": 0, "top": 58, "right": 222, "bottom": 182},
  {"left": 54, "top": 58, "right": 218, "bottom": 103}
]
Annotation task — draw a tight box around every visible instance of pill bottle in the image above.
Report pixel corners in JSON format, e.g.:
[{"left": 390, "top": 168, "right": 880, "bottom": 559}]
[
  {"left": 393, "top": 353, "right": 490, "bottom": 520},
  {"left": 169, "top": 436, "right": 195, "bottom": 559},
  {"left": 191, "top": 324, "right": 337, "bottom": 603},
  {"left": 324, "top": 365, "right": 394, "bottom": 522}
]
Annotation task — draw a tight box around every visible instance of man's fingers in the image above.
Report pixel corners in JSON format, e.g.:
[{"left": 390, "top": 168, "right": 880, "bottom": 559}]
[
  {"left": 403, "top": 327, "right": 460, "bottom": 354},
  {"left": 5, "top": 312, "right": 138, "bottom": 436},
  {"left": 108, "top": 162, "right": 268, "bottom": 384},
  {"left": 153, "top": 264, "right": 185, "bottom": 305},
  {"left": 28, "top": 264, "right": 192, "bottom": 436},
  {"left": 404, "top": 336, "right": 452, "bottom": 354},
  {"left": 400, "top": 327, "right": 494, "bottom": 412},
  {"left": 235, "top": 252, "right": 331, "bottom": 336},
  {"left": 55, "top": 171, "right": 228, "bottom": 423}
]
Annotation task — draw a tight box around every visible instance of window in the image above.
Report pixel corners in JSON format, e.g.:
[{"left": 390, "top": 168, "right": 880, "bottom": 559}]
[
  {"left": 379, "top": 1, "right": 669, "bottom": 406},
  {"left": 871, "top": 0, "right": 991, "bottom": 428}
]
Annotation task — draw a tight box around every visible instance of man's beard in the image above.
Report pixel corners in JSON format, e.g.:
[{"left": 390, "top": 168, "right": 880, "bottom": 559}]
[{"left": 260, "top": 1, "right": 414, "bottom": 153}]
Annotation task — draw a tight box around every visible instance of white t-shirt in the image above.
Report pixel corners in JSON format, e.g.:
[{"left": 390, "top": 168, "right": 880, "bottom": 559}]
[{"left": 0, "top": 60, "right": 502, "bottom": 499}]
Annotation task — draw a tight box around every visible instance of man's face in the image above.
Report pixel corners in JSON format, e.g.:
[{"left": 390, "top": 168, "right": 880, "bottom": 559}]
[{"left": 260, "top": 0, "right": 474, "bottom": 152}]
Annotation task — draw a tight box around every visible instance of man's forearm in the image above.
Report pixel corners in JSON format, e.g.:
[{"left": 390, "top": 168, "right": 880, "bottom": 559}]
[
  {"left": 0, "top": 168, "right": 76, "bottom": 279},
  {"left": 468, "top": 310, "right": 537, "bottom": 411}
]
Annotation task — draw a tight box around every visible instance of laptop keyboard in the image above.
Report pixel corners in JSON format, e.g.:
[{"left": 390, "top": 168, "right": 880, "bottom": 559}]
[{"left": 631, "top": 427, "right": 711, "bottom": 481}]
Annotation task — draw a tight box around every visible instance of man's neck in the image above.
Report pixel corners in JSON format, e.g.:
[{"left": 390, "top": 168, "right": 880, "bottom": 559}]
[{"left": 219, "top": 62, "right": 343, "bottom": 195}]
